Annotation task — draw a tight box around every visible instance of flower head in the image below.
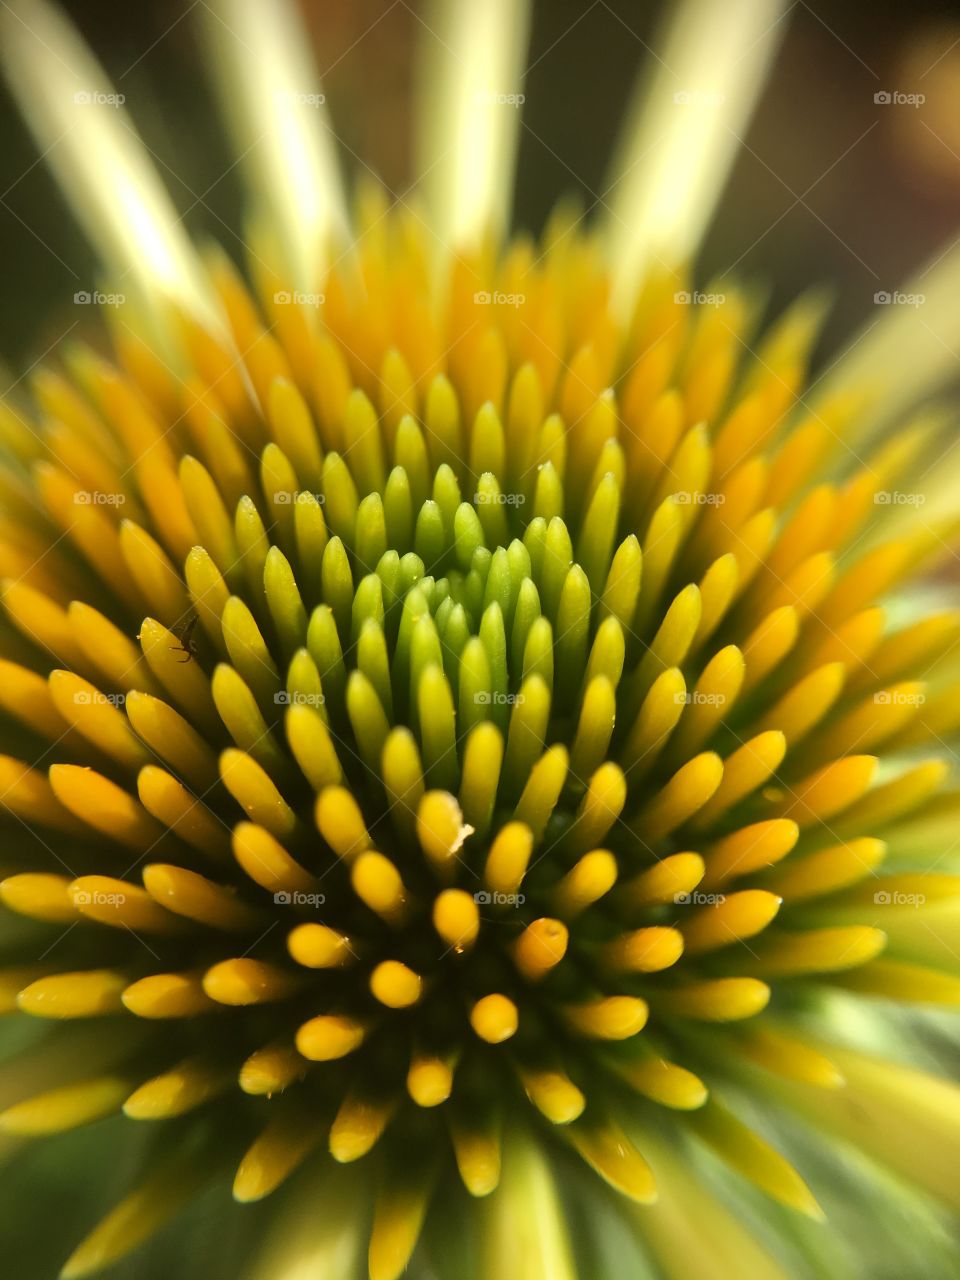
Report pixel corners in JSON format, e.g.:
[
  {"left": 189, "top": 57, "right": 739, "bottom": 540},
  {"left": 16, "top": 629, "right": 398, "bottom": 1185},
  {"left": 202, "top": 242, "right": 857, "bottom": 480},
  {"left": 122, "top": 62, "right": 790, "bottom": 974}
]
[{"left": 0, "top": 1, "right": 959, "bottom": 1278}]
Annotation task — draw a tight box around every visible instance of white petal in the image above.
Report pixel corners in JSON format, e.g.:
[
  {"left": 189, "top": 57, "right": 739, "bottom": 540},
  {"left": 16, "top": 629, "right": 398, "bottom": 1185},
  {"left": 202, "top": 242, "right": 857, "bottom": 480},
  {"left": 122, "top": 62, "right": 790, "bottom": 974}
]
[
  {"left": 626, "top": 1131, "right": 791, "bottom": 1280},
  {"left": 604, "top": 0, "right": 789, "bottom": 315},
  {"left": 249, "top": 1164, "right": 364, "bottom": 1280},
  {"left": 203, "top": 0, "right": 349, "bottom": 287},
  {"left": 0, "top": 0, "right": 218, "bottom": 334},
  {"left": 415, "top": 0, "right": 532, "bottom": 248},
  {"left": 779, "top": 1038, "right": 960, "bottom": 1211},
  {"left": 482, "top": 1133, "right": 577, "bottom": 1280},
  {"left": 814, "top": 237, "right": 960, "bottom": 442}
]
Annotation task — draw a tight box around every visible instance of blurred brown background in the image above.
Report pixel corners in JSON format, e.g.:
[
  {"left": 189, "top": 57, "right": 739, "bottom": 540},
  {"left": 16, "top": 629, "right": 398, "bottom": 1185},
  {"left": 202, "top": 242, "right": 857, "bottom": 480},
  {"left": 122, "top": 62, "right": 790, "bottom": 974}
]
[{"left": 1, "top": 0, "right": 960, "bottom": 366}]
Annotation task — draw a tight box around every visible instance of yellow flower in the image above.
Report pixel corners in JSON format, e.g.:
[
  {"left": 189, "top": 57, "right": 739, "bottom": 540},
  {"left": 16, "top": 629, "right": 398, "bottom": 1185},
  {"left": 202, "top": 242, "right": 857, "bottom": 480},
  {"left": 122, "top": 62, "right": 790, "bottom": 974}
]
[{"left": 0, "top": 1, "right": 958, "bottom": 1278}]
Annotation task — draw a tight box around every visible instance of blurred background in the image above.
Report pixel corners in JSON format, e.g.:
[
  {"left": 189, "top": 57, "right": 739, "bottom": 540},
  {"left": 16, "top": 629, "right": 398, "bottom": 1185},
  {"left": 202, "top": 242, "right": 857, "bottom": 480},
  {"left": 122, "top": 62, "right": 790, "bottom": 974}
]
[{"left": 1, "top": 0, "right": 960, "bottom": 367}]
